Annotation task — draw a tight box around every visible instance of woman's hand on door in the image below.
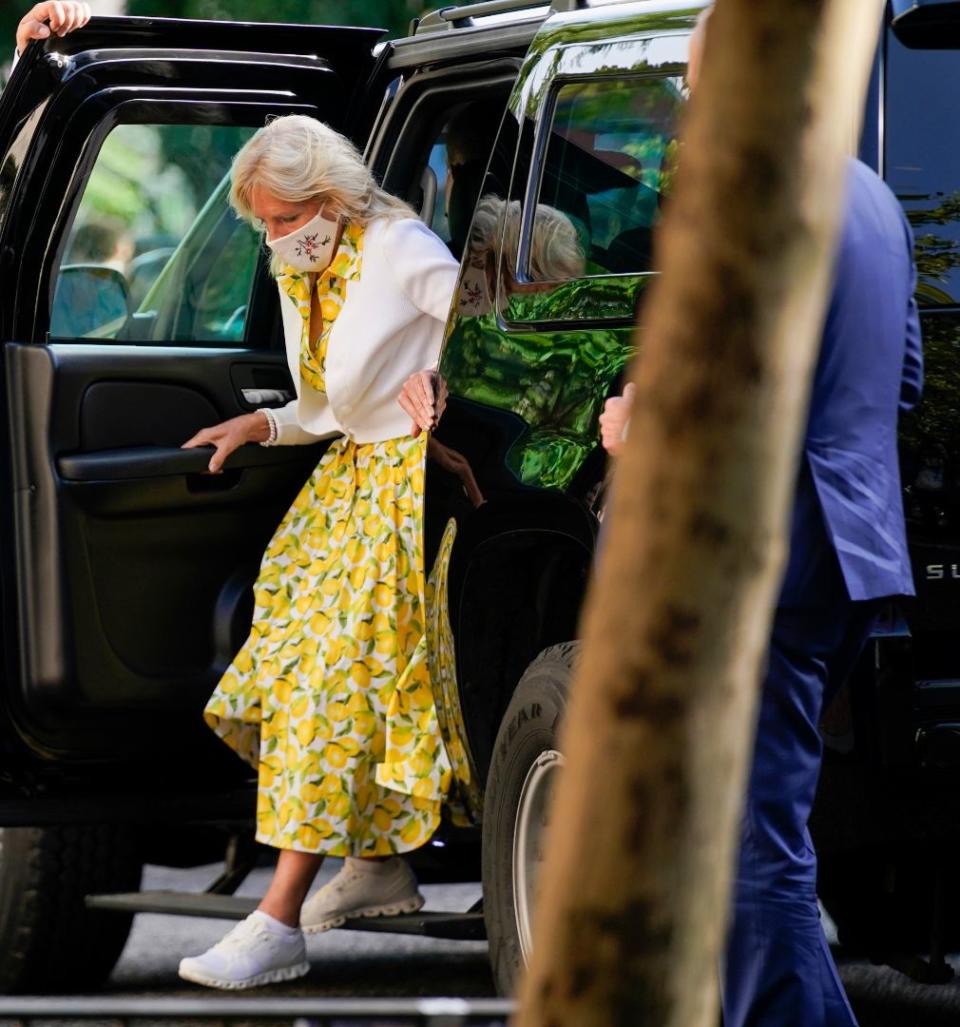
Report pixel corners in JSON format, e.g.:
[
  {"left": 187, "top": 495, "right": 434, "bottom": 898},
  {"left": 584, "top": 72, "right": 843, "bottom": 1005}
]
[{"left": 182, "top": 412, "right": 271, "bottom": 474}]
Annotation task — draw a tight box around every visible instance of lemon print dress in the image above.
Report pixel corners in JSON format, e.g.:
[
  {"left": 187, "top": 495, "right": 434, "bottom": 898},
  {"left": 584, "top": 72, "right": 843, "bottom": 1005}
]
[{"left": 204, "top": 222, "right": 453, "bottom": 857}]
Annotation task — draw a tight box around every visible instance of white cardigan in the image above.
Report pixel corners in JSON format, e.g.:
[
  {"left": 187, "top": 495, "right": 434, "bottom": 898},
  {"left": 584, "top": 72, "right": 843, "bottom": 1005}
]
[{"left": 269, "top": 217, "right": 459, "bottom": 446}]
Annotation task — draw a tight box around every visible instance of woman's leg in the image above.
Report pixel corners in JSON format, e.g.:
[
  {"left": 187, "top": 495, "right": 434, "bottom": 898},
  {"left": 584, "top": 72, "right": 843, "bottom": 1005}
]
[{"left": 259, "top": 850, "right": 325, "bottom": 926}]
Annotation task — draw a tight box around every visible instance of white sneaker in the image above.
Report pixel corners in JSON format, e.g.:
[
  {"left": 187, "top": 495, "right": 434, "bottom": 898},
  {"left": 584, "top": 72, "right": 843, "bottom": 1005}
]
[
  {"left": 178, "top": 911, "right": 309, "bottom": 990},
  {"left": 300, "top": 857, "right": 425, "bottom": 934}
]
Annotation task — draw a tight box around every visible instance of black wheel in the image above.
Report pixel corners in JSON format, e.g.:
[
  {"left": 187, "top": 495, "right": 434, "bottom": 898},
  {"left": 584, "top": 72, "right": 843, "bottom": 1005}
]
[
  {"left": 0, "top": 825, "right": 143, "bottom": 993},
  {"left": 482, "top": 642, "right": 575, "bottom": 996}
]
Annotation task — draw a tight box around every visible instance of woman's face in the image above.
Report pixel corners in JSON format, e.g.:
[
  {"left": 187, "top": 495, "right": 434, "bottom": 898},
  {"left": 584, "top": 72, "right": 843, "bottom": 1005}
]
[{"left": 250, "top": 186, "right": 334, "bottom": 241}]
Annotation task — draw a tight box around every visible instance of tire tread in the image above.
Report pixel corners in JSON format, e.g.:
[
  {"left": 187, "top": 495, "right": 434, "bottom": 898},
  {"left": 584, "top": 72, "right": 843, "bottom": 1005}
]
[
  {"left": 0, "top": 825, "right": 142, "bottom": 993},
  {"left": 482, "top": 642, "right": 578, "bottom": 995}
]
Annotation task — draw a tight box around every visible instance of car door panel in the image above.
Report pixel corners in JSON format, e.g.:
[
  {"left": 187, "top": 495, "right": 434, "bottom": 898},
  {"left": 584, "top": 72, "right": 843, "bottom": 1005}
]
[
  {"left": 0, "top": 21, "right": 382, "bottom": 769},
  {"left": 6, "top": 339, "right": 327, "bottom": 758}
]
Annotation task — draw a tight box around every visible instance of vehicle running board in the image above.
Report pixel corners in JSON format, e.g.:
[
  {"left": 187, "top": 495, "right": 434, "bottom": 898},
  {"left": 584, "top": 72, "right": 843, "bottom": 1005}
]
[{"left": 86, "top": 891, "right": 485, "bottom": 940}]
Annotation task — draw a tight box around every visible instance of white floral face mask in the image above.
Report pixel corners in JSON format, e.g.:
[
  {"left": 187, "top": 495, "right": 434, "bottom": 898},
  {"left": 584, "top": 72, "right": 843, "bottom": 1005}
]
[{"left": 266, "top": 207, "right": 341, "bottom": 272}]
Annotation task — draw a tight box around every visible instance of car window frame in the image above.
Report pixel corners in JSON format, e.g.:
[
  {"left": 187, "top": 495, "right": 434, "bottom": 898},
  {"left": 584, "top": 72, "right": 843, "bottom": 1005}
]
[{"left": 371, "top": 60, "right": 521, "bottom": 214}]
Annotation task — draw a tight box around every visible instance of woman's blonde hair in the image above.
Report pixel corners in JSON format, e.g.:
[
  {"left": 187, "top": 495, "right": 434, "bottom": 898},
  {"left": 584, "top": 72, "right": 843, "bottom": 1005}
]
[{"left": 230, "top": 114, "right": 416, "bottom": 275}]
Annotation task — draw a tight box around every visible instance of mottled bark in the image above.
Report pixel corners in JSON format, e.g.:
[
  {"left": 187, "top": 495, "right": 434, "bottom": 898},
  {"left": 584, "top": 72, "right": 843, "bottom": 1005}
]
[{"left": 514, "top": 2, "right": 884, "bottom": 1026}]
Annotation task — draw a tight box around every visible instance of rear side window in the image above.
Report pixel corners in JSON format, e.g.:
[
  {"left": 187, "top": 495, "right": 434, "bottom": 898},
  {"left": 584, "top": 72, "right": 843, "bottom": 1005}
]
[
  {"left": 886, "top": 31, "right": 960, "bottom": 307},
  {"left": 50, "top": 122, "right": 260, "bottom": 344},
  {"left": 532, "top": 76, "right": 683, "bottom": 278},
  {"left": 497, "top": 72, "right": 684, "bottom": 328}
]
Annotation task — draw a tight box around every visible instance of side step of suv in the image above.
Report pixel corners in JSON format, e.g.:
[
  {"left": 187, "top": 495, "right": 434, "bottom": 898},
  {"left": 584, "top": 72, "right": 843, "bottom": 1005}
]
[{"left": 85, "top": 891, "right": 485, "bottom": 940}]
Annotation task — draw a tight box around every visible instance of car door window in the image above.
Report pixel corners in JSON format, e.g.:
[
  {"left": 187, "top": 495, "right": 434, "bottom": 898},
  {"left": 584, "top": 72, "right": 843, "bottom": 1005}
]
[
  {"left": 502, "top": 73, "right": 684, "bottom": 326},
  {"left": 50, "top": 122, "right": 259, "bottom": 345},
  {"left": 438, "top": 44, "right": 687, "bottom": 490}
]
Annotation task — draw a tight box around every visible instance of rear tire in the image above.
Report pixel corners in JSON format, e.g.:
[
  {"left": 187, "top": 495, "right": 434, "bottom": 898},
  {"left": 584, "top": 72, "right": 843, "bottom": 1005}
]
[
  {"left": 482, "top": 642, "right": 575, "bottom": 996},
  {"left": 0, "top": 825, "right": 143, "bottom": 993}
]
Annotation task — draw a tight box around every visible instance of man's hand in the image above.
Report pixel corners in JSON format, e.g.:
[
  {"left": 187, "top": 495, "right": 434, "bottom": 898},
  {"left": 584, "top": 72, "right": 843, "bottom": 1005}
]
[
  {"left": 599, "top": 382, "right": 635, "bottom": 457},
  {"left": 16, "top": 2, "right": 91, "bottom": 57}
]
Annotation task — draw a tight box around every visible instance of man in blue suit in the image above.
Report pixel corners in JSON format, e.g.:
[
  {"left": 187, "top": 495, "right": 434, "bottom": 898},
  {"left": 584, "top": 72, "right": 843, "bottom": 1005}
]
[
  {"left": 720, "top": 153, "right": 923, "bottom": 1027},
  {"left": 599, "top": 10, "right": 923, "bottom": 1026}
]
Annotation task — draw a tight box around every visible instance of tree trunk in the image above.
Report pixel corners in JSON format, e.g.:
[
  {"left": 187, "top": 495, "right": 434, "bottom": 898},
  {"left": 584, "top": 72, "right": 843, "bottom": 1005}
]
[{"left": 514, "top": 2, "right": 884, "bottom": 1025}]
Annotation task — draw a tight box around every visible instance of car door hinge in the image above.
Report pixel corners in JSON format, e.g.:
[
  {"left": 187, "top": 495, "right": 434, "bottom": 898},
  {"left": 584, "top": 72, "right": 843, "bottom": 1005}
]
[{"left": 41, "top": 51, "right": 74, "bottom": 81}]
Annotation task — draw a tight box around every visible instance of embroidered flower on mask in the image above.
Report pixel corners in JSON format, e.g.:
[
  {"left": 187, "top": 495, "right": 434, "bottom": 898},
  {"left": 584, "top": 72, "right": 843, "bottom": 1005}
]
[{"left": 296, "top": 232, "right": 333, "bottom": 262}]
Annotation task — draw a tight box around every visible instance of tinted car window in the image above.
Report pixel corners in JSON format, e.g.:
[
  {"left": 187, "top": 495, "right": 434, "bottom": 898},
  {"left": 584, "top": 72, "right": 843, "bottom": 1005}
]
[
  {"left": 533, "top": 76, "right": 683, "bottom": 279},
  {"left": 886, "top": 31, "right": 960, "bottom": 307},
  {"left": 51, "top": 123, "right": 259, "bottom": 344},
  {"left": 497, "top": 73, "right": 684, "bottom": 328}
]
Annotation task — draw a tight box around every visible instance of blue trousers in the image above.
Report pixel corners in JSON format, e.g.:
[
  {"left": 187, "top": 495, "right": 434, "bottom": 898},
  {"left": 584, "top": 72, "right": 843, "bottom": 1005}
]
[{"left": 721, "top": 566, "right": 880, "bottom": 1027}]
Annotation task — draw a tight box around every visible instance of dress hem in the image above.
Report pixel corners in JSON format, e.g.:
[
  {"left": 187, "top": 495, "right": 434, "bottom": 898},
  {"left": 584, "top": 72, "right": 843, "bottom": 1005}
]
[{"left": 255, "top": 807, "right": 442, "bottom": 857}]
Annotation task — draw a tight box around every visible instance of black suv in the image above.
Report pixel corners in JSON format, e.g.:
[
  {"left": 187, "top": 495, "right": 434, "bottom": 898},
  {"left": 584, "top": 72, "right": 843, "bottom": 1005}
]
[{"left": 0, "top": 0, "right": 958, "bottom": 998}]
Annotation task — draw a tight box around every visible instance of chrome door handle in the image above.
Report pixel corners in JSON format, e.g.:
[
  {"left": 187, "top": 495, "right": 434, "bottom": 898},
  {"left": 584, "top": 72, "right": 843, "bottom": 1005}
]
[{"left": 242, "top": 388, "right": 293, "bottom": 406}]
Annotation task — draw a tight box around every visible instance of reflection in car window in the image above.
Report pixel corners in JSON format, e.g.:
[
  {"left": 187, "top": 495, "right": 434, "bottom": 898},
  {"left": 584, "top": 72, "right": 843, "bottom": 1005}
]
[
  {"left": 886, "top": 32, "right": 960, "bottom": 307},
  {"left": 439, "top": 95, "right": 639, "bottom": 491},
  {"left": 531, "top": 75, "right": 684, "bottom": 280},
  {"left": 496, "top": 74, "right": 684, "bottom": 328},
  {"left": 50, "top": 123, "right": 259, "bottom": 344}
]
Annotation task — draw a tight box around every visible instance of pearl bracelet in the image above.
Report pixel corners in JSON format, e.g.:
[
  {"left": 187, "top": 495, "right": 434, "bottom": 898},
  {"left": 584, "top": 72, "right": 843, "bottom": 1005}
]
[{"left": 259, "top": 407, "right": 279, "bottom": 447}]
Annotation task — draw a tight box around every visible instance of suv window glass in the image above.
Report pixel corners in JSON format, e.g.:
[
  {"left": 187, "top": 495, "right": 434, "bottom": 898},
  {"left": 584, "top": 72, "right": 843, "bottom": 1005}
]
[
  {"left": 50, "top": 123, "right": 259, "bottom": 344},
  {"left": 886, "top": 31, "right": 960, "bottom": 307},
  {"left": 532, "top": 76, "right": 683, "bottom": 279},
  {"left": 415, "top": 101, "right": 506, "bottom": 261},
  {"left": 497, "top": 73, "right": 684, "bottom": 327}
]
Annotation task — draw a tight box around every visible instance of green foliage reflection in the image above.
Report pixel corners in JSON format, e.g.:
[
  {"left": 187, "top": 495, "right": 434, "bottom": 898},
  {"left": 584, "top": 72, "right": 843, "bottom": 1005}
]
[
  {"left": 441, "top": 307, "right": 635, "bottom": 490},
  {"left": 903, "top": 191, "right": 960, "bottom": 306}
]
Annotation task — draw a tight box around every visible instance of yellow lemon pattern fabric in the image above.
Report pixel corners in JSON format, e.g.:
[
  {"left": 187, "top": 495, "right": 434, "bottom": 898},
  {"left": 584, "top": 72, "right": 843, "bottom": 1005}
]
[
  {"left": 425, "top": 519, "right": 478, "bottom": 826},
  {"left": 281, "top": 220, "right": 363, "bottom": 395},
  {"left": 203, "top": 222, "right": 452, "bottom": 856}
]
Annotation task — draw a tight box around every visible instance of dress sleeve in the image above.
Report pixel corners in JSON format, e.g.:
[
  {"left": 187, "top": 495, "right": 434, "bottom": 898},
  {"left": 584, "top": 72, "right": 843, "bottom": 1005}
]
[{"left": 383, "top": 219, "right": 460, "bottom": 323}]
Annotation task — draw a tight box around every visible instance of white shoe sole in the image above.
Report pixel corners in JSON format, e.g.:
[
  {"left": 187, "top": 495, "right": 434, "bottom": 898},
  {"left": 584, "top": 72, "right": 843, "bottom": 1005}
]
[
  {"left": 302, "top": 893, "right": 425, "bottom": 934},
  {"left": 178, "top": 958, "right": 310, "bottom": 991}
]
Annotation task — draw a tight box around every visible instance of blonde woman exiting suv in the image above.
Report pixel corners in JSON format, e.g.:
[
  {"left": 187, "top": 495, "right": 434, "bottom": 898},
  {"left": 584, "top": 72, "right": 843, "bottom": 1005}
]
[{"left": 178, "top": 114, "right": 459, "bottom": 990}]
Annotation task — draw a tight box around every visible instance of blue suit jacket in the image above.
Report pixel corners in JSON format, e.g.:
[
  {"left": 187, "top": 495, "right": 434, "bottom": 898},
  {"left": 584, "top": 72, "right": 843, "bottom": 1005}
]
[{"left": 780, "top": 159, "right": 923, "bottom": 605}]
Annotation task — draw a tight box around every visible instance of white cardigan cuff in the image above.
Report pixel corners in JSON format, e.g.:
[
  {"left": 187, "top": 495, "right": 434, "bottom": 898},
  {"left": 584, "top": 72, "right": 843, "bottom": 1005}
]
[{"left": 269, "top": 398, "right": 325, "bottom": 446}]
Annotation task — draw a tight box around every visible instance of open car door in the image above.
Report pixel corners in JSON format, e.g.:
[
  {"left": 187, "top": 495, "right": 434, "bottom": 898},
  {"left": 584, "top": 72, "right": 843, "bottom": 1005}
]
[{"left": 0, "top": 17, "right": 383, "bottom": 779}]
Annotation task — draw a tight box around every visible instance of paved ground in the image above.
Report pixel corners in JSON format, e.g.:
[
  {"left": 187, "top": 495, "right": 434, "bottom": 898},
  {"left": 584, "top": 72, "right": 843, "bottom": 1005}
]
[
  {"left": 6, "top": 862, "right": 960, "bottom": 1023},
  {"left": 106, "top": 862, "right": 491, "bottom": 998}
]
